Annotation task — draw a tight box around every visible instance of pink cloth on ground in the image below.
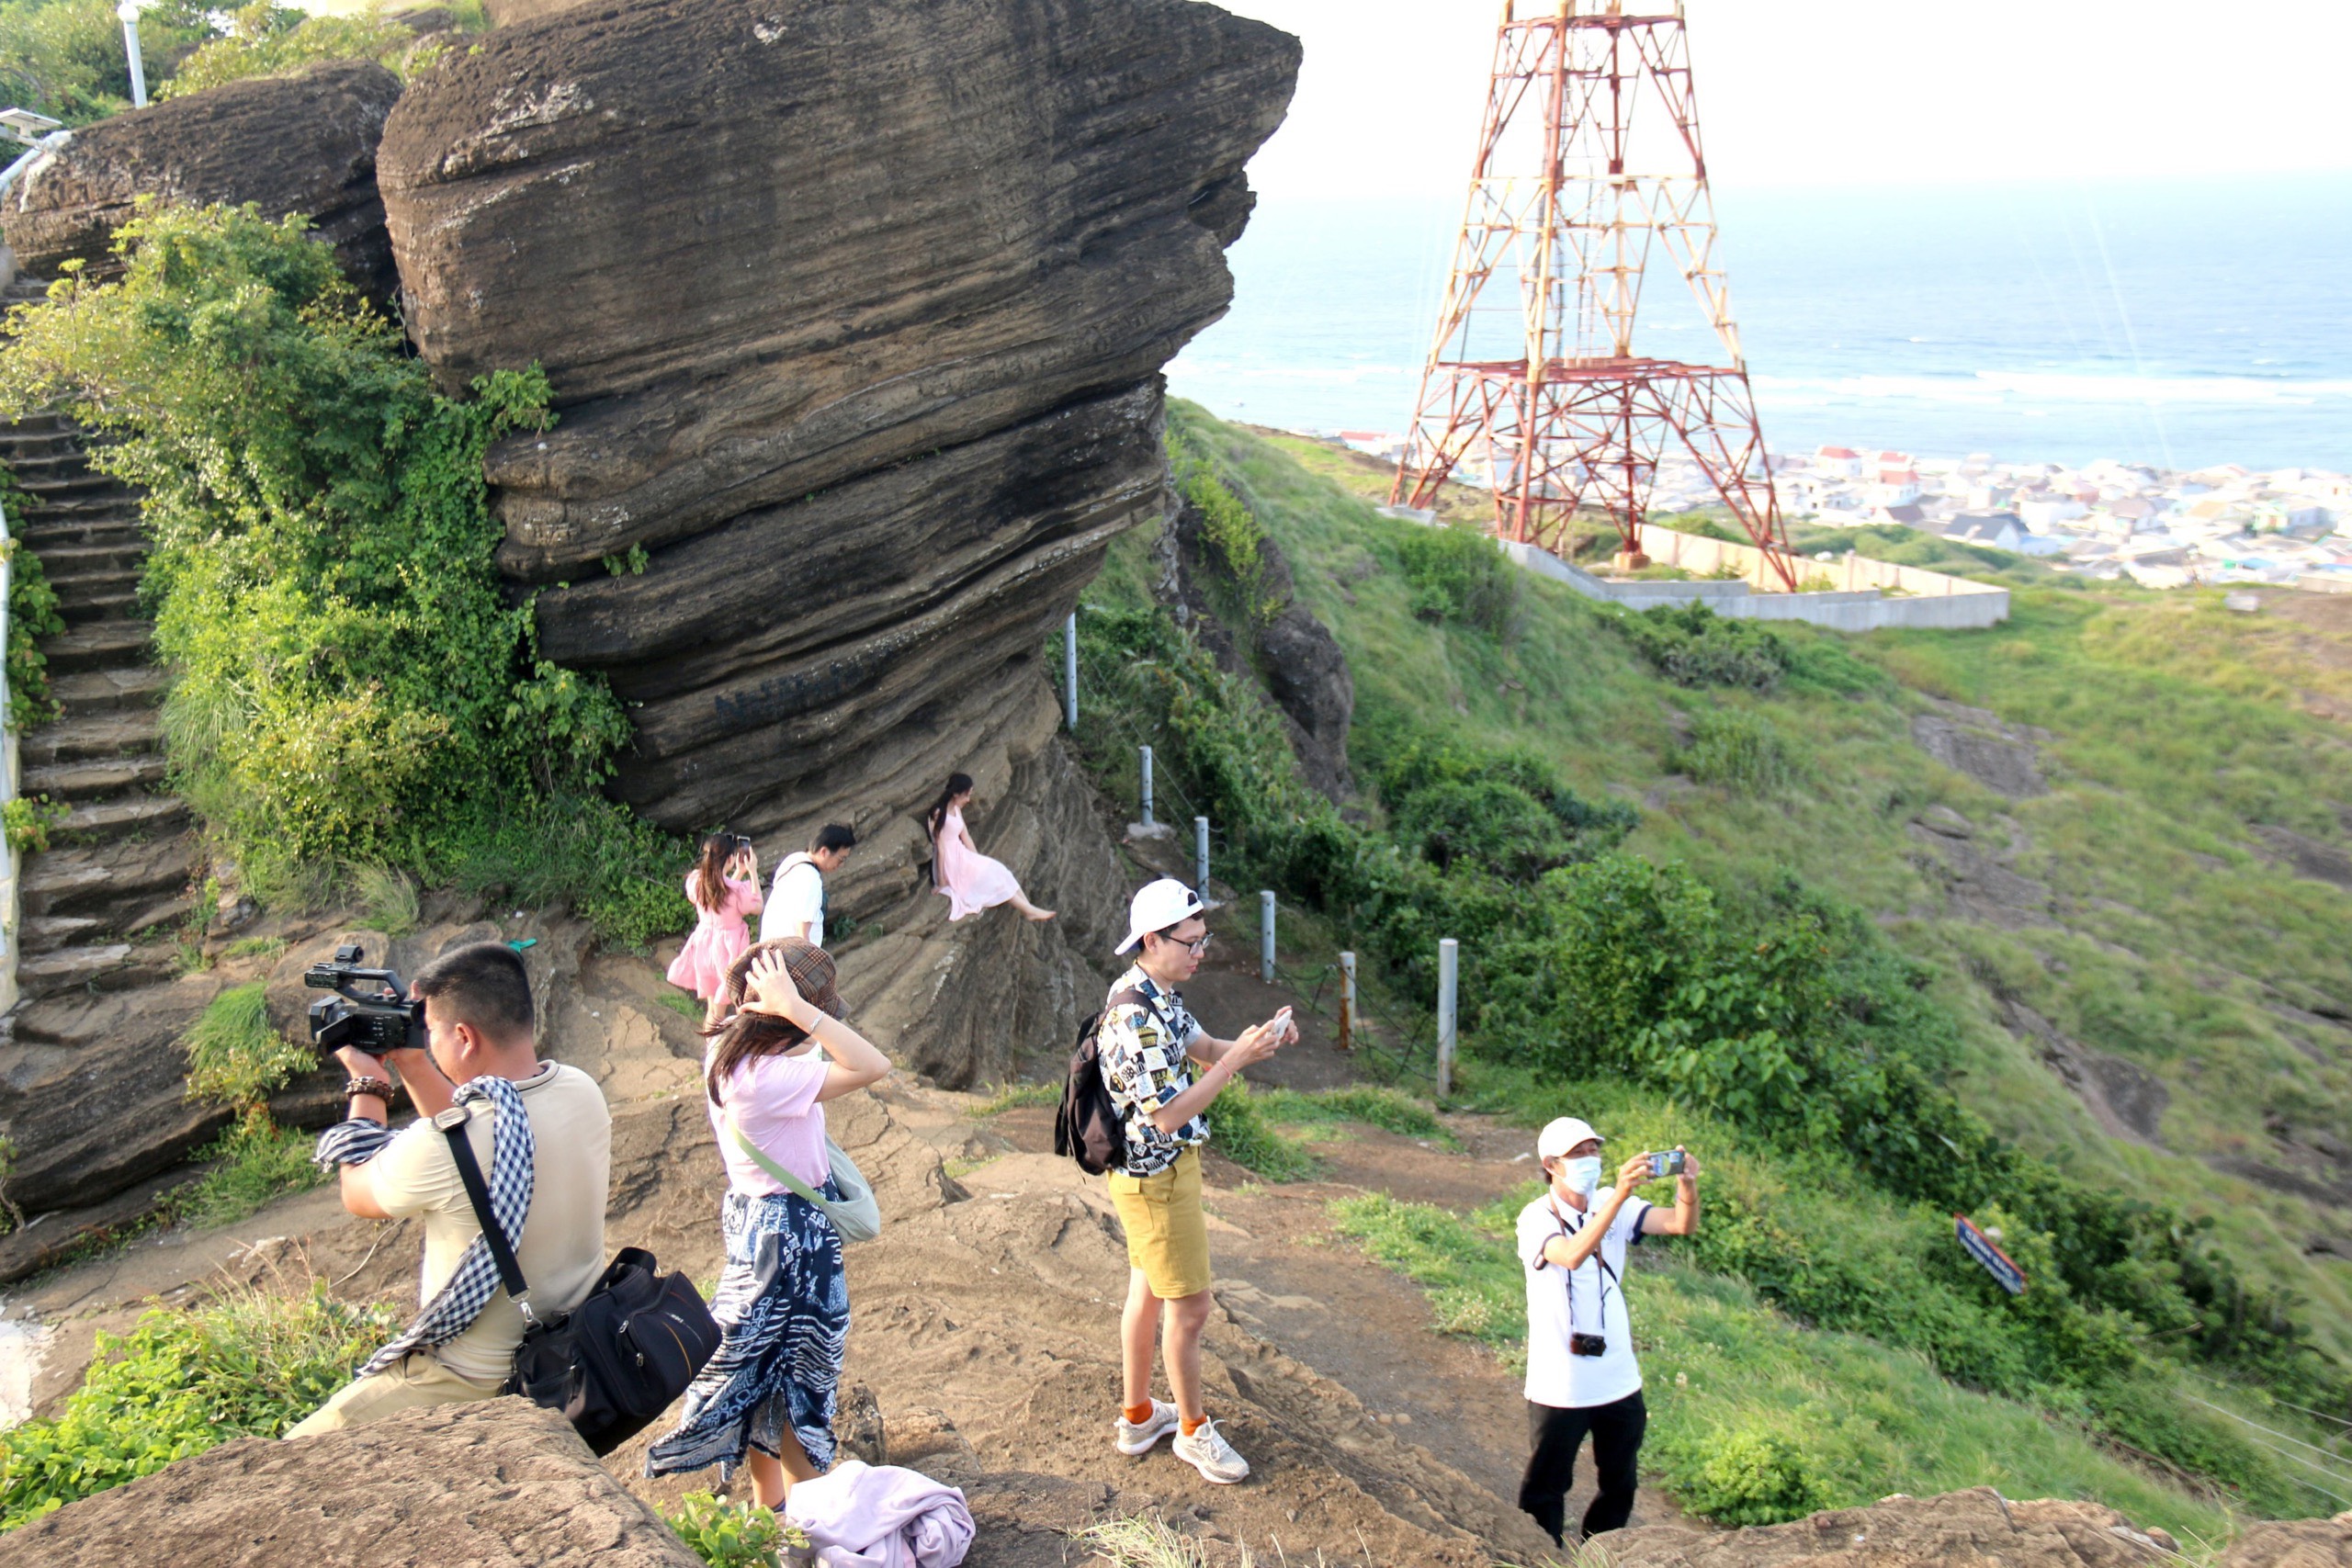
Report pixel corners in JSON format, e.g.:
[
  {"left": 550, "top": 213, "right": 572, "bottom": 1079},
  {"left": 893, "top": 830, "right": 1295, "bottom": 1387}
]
[
  {"left": 933, "top": 806, "right": 1022, "bottom": 921},
  {"left": 707, "top": 1044, "right": 831, "bottom": 1194},
  {"left": 666, "top": 874, "right": 762, "bottom": 1000},
  {"left": 786, "top": 1459, "right": 974, "bottom": 1568}
]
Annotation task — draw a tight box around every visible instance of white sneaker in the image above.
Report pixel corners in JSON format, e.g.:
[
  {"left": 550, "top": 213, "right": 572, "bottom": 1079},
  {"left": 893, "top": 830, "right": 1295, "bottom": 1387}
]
[
  {"left": 1115, "top": 1399, "right": 1180, "bottom": 1456},
  {"left": 1171, "top": 1417, "right": 1250, "bottom": 1484}
]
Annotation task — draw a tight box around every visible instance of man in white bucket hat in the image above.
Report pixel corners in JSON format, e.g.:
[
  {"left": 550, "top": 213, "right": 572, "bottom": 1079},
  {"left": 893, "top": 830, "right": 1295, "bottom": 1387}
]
[
  {"left": 1098, "top": 878, "right": 1296, "bottom": 1484},
  {"left": 1516, "top": 1114, "right": 1702, "bottom": 1545}
]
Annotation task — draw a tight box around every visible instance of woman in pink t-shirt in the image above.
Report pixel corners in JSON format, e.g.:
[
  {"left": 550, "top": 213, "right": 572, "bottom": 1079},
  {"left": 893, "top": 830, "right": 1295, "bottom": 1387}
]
[
  {"left": 646, "top": 939, "right": 890, "bottom": 1509},
  {"left": 667, "top": 834, "right": 763, "bottom": 1025}
]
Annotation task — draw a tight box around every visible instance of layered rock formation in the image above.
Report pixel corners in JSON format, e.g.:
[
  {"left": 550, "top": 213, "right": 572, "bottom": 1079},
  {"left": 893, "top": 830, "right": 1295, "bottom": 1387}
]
[
  {"left": 375, "top": 0, "right": 1298, "bottom": 1078},
  {"left": 0, "top": 62, "right": 403, "bottom": 302},
  {"left": 6, "top": 1400, "right": 704, "bottom": 1567},
  {"left": 1600, "top": 1488, "right": 2352, "bottom": 1568}
]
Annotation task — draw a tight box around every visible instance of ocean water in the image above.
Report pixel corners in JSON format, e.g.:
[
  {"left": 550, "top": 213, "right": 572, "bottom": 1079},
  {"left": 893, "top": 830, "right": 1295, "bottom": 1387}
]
[{"left": 1168, "top": 175, "right": 2352, "bottom": 474}]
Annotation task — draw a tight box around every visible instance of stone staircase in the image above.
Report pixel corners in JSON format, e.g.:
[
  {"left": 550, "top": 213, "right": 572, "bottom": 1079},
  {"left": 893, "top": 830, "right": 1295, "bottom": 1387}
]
[{"left": 1, "top": 328, "right": 199, "bottom": 1008}]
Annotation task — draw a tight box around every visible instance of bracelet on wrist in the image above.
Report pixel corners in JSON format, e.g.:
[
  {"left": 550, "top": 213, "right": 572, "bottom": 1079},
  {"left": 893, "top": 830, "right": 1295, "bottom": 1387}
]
[{"left": 345, "top": 1076, "right": 396, "bottom": 1104}]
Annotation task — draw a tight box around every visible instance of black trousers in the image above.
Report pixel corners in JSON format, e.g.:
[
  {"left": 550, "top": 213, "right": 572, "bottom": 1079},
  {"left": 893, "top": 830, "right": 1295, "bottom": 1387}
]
[{"left": 1518, "top": 1390, "right": 1647, "bottom": 1545}]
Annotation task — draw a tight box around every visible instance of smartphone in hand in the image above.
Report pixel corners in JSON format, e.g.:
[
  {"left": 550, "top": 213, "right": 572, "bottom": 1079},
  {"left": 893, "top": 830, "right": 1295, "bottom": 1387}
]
[{"left": 1647, "top": 1149, "right": 1687, "bottom": 1179}]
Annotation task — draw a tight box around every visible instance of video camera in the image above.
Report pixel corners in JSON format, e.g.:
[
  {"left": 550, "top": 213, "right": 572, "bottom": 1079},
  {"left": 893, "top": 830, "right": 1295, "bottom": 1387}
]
[{"left": 305, "top": 943, "right": 425, "bottom": 1056}]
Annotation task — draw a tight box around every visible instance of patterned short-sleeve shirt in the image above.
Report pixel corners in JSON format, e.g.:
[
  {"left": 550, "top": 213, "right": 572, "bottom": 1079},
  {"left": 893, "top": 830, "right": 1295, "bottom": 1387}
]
[{"left": 1096, "top": 964, "right": 1208, "bottom": 1177}]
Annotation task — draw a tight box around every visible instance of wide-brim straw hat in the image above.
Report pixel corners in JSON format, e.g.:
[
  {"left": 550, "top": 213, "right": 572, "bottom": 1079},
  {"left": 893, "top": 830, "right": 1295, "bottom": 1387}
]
[{"left": 723, "top": 937, "right": 848, "bottom": 1022}]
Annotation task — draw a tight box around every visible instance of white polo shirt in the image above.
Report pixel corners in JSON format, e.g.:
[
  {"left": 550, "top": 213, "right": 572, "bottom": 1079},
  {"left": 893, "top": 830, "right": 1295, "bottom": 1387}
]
[
  {"left": 1518, "top": 1186, "right": 1652, "bottom": 1410},
  {"left": 760, "top": 856, "right": 825, "bottom": 947}
]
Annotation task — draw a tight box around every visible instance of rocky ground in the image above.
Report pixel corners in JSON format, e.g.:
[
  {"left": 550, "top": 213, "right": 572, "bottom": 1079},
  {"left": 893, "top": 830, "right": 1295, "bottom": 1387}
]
[{"left": 0, "top": 881, "right": 1619, "bottom": 1565}]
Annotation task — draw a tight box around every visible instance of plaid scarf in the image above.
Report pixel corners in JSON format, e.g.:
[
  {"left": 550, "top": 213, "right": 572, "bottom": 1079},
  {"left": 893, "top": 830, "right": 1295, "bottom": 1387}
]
[{"left": 317, "top": 1076, "right": 537, "bottom": 1380}]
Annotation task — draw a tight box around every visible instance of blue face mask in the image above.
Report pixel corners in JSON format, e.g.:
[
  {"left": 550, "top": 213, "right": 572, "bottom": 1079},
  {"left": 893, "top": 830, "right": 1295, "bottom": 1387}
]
[{"left": 1561, "top": 1155, "right": 1602, "bottom": 1198}]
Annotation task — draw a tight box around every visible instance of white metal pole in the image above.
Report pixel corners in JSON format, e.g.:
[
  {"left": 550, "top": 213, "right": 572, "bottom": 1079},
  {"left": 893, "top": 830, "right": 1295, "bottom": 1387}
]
[
  {"left": 1436, "top": 937, "right": 1458, "bottom": 1098},
  {"left": 118, "top": 2, "right": 146, "bottom": 107},
  {"left": 1063, "top": 611, "right": 1077, "bottom": 730},
  {"left": 1139, "top": 745, "right": 1155, "bottom": 829},
  {"left": 1338, "top": 950, "right": 1356, "bottom": 1053},
  {"left": 1194, "top": 816, "right": 1210, "bottom": 890},
  {"left": 1259, "top": 890, "right": 1275, "bottom": 983}
]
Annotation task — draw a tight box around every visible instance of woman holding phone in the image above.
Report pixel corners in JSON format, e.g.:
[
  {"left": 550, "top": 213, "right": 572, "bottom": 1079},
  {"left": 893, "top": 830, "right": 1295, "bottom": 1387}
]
[{"left": 669, "top": 834, "right": 763, "bottom": 1026}]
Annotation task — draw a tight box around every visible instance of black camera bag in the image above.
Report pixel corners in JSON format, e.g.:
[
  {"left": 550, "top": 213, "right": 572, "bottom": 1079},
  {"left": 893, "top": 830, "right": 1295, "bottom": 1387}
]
[{"left": 442, "top": 1119, "right": 721, "bottom": 1455}]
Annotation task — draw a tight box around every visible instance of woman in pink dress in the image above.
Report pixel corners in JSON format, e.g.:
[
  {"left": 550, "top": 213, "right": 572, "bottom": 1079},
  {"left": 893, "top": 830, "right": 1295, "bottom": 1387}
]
[
  {"left": 926, "top": 773, "right": 1055, "bottom": 922},
  {"left": 669, "top": 834, "right": 764, "bottom": 1022}
]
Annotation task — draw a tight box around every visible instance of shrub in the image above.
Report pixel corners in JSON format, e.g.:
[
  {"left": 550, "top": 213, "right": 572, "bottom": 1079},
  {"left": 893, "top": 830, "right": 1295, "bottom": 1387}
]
[
  {"left": 2, "top": 792, "right": 64, "bottom": 853},
  {"left": 662, "top": 1491, "right": 808, "bottom": 1568},
  {"left": 0, "top": 0, "right": 215, "bottom": 124},
  {"left": 3, "top": 530, "right": 63, "bottom": 730},
  {"left": 1617, "top": 602, "right": 1790, "bottom": 690},
  {"left": 158, "top": 2, "right": 415, "bottom": 100},
  {"left": 0, "top": 1284, "right": 400, "bottom": 1529},
  {"left": 1665, "top": 1423, "right": 1835, "bottom": 1525},
  {"left": 180, "top": 982, "right": 311, "bottom": 1122},
  {"left": 1395, "top": 522, "right": 1517, "bottom": 635},
  {"left": 1679, "top": 706, "right": 1797, "bottom": 795},
  {"left": 0, "top": 202, "right": 684, "bottom": 943}
]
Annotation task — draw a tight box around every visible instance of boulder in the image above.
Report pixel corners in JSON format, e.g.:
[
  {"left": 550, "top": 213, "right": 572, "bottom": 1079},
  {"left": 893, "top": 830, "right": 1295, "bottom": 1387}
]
[
  {"left": 5, "top": 1398, "right": 702, "bottom": 1567},
  {"left": 0, "top": 61, "right": 404, "bottom": 303},
  {"left": 1598, "top": 1488, "right": 2188, "bottom": 1568},
  {"left": 374, "top": 0, "right": 1296, "bottom": 1083}
]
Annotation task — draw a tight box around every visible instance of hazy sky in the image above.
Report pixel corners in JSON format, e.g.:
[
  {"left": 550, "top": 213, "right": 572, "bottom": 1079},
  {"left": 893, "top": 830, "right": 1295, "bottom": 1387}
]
[{"left": 1220, "top": 0, "right": 2352, "bottom": 197}]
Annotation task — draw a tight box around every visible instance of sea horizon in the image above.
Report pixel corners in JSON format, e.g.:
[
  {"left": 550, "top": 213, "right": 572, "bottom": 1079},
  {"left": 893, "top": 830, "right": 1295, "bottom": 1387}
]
[{"left": 1170, "top": 173, "right": 2352, "bottom": 476}]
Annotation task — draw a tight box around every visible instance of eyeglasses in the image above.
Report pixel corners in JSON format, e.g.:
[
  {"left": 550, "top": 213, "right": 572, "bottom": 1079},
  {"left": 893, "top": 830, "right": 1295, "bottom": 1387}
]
[{"left": 1153, "top": 930, "right": 1213, "bottom": 956}]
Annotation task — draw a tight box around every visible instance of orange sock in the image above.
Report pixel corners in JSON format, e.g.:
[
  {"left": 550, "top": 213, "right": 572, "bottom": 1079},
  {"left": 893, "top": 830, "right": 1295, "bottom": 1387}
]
[
  {"left": 1181, "top": 1415, "right": 1207, "bottom": 1437},
  {"left": 1124, "top": 1403, "right": 1153, "bottom": 1427}
]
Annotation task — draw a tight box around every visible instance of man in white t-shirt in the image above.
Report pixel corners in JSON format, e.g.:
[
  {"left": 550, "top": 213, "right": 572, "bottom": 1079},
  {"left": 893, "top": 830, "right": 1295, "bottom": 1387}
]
[
  {"left": 761, "top": 823, "right": 855, "bottom": 947},
  {"left": 1514, "top": 1115, "right": 1702, "bottom": 1546}
]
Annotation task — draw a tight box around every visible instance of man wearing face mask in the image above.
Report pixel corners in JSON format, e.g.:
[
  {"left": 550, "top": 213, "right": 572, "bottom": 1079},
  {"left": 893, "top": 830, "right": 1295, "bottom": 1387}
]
[{"left": 1514, "top": 1116, "right": 1702, "bottom": 1546}]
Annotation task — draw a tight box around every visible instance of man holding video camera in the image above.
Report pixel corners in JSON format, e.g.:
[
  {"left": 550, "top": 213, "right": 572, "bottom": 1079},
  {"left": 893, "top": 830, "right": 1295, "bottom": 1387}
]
[
  {"left": 1515, "top": 1116, "right": 1701, "bottom": 1547},
  {"left": 286, "top": 942, "right": 611, "bottom": 1437}
]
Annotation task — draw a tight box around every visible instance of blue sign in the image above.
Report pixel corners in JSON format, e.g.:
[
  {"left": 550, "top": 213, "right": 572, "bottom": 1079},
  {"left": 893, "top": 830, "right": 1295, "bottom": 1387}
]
[{"left": 1955, "top": 1214, "right": 2029, "bottom": 1295}]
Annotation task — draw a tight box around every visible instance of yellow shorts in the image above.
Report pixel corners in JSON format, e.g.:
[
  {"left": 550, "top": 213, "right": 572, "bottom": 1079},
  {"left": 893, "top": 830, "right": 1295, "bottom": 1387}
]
[{"left": 1108, "top": 1145, "right": 1211, "bottom": 1300}]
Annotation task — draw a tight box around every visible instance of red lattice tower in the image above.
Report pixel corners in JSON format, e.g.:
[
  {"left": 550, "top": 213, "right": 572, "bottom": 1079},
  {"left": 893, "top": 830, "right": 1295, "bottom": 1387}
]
[{"left": 1390, "top": 0, "right": 1795, "bottom": 588}]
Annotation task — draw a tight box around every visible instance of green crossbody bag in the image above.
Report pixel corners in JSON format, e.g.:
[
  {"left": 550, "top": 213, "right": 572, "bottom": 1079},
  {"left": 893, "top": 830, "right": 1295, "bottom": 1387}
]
[{"left": 726, "top": 1115, "right": 882, "bottom": 1243}]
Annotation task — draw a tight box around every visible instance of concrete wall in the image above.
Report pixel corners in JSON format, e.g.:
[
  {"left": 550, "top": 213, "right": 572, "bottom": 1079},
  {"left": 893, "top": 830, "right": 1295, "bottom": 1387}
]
[{"left": 1497, "top": 532, "right": 2010, "bottom": 633}]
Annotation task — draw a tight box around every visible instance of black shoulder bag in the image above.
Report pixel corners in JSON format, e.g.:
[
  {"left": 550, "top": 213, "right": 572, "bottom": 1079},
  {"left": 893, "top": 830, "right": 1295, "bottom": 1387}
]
[{"left": 441, "top": 1112, "right": 722, "bottom": 1455}]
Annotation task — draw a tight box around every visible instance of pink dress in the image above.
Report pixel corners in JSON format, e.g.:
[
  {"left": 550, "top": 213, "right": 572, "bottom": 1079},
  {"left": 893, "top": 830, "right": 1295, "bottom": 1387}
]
[
  {"left": 934, "top": 806, "right": 1022, "bottom": 921},
  {"left": 667, "top": 874, "right": 762, "bottom": 999}
]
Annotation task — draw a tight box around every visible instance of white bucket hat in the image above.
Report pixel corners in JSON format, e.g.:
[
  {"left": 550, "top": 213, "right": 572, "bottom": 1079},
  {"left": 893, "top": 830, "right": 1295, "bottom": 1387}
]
[{"left": 1116, "top": 877, "right": 1208, "bottom": 954}]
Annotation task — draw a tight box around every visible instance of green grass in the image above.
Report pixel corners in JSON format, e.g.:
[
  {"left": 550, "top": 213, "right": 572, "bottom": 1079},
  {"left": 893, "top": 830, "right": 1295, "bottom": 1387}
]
[
  {"left": 1164, "top": 401, "right": 2352, "bottom": 1368},
  {"left": 968, "top": 1080, "right": 1060, "bottom": 1116},
  {"left": 174, "top": 1121, "right": 327, "bottom": 1230},
  {"left": 179, "top": 984, "right": 311, "bottom": 1116},
  {"left": 654, "top": 988, "right": 707, "bottom": 1024},
  {"left": 1327, "top": 1190, "right": 2243, "bottom": 1546},
  {"left": 1257, "top": 1085, "right": 1457, "bottom": 1148}
]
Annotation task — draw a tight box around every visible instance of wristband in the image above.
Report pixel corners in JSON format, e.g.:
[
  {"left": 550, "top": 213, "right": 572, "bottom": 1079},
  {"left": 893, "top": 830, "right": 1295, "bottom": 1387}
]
[{"left": 345, "top": 1076, "right": 396, "bottom": 1104}]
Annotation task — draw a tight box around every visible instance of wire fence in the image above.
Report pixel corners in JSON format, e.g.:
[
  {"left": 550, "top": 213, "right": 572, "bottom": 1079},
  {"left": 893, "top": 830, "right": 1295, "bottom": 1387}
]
[{"left": 1058, "top": 611, "right": 1452, "bottom": 1096}]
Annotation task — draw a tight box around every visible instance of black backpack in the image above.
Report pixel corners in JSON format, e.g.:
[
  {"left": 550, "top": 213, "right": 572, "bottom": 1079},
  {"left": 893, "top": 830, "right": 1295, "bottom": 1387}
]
[
  {"left": 1057, "top": 986, "right": 1178, "bottom": 1177},
  {"left": 444, "top": 1118, "right": 722, "bottom": 1455}
]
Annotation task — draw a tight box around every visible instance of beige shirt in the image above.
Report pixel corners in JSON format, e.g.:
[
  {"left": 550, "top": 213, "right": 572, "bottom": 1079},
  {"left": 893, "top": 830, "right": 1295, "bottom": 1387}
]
[{"left": 367, "top": 1062, "right": 612, "bottom": 1388}]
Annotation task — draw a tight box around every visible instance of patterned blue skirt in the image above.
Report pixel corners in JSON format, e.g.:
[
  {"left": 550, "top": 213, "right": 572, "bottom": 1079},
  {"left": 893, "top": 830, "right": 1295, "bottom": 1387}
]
[{"left": 644, "top": 1185, "right": 848, "bottom": 1482}]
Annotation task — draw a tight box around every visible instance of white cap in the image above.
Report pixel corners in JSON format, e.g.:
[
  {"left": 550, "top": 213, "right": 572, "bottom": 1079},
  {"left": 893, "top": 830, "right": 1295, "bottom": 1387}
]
[
  {"left": 1537, "top": 1117, "right": 1603, "bottom": 1159},
  {"left": 1116, "top": 877, "right": 1208, "bottom": 954}
]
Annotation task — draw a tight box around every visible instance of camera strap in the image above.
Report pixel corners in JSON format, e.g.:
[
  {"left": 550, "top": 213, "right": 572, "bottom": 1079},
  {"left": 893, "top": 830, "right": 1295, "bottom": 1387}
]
[
  {"left": 442, "top": 1111, "right": 537, "bottom": 1325},
  {"left": 1548, "top": 1198, "right": 1620, "bottom": 1339}
]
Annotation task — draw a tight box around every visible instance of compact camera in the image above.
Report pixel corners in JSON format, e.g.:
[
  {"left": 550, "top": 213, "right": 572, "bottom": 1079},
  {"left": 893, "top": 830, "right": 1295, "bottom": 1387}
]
[
  {"left": 305, "top": 943, "right": 425, "bottom": 1056},
  {"left": 1570, "top": 1333, "right": 1608, "bottom": 1359},
  {"left": 1647, "top": 1149, "right": 1687, "bottom": 1179}
]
